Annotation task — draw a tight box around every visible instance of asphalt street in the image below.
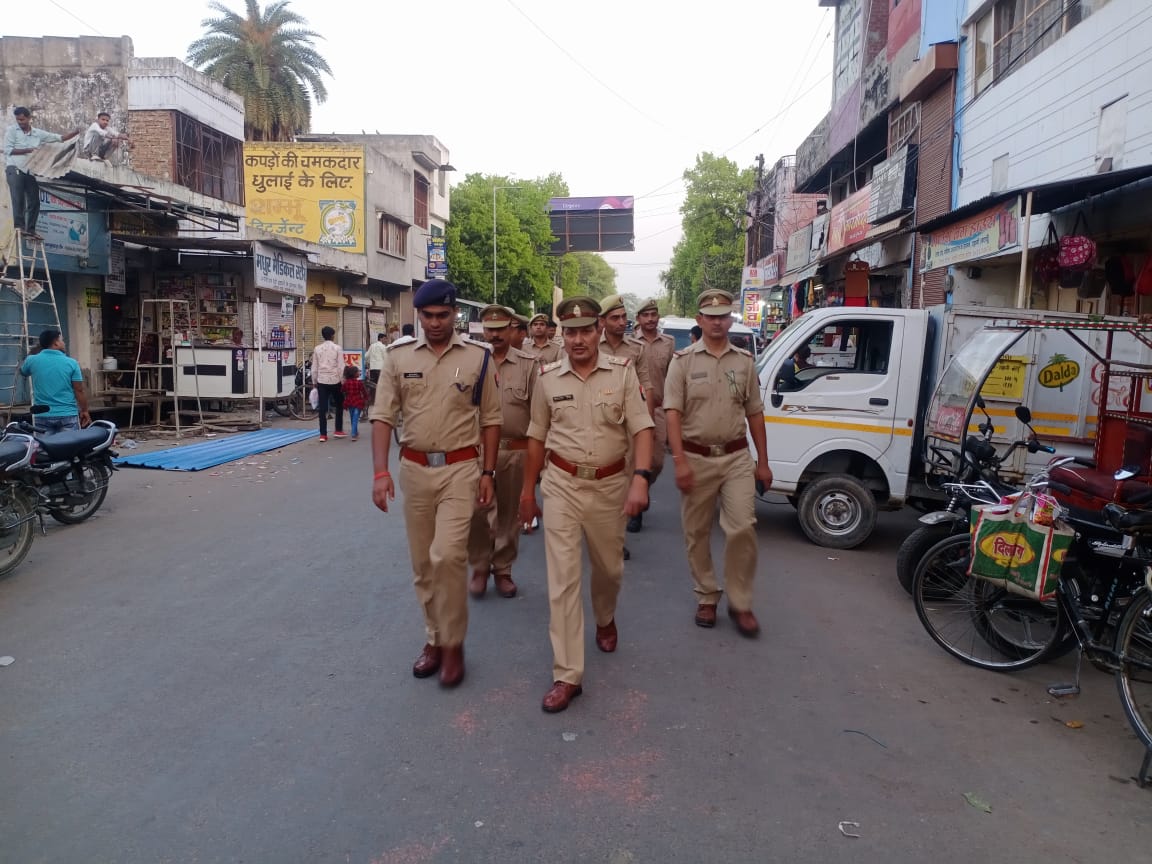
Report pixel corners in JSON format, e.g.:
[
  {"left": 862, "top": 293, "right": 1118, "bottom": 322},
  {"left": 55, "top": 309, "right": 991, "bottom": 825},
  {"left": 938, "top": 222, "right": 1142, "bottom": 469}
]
[{"left": 1, "top": 422, "right": 1148, "bottom": 863}]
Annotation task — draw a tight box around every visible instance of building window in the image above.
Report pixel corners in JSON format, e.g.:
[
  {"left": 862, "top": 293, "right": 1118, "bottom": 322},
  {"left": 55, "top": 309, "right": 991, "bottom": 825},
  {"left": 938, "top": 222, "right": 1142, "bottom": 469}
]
[
  {"left": 973, "top": 0, "right": 1112, "bottom": 96},
  {"left": 414, "top": 173, "right": 429, "bottom": 229},
  {"left": 379, "top": 216, "right": 408, "bottom": 258},
  {"left": 174, "top": 112, "right": 243, "bottom": 205},
  {"left": 889, "top": 102, "right": 920, "bottom": 153}
]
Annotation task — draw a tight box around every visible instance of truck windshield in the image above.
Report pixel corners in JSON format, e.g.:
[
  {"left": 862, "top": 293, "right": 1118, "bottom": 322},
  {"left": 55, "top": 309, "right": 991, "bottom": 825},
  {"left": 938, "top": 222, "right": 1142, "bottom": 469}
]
[{"left": 925, "top": 328, "right": 1024, "bottom": 442}]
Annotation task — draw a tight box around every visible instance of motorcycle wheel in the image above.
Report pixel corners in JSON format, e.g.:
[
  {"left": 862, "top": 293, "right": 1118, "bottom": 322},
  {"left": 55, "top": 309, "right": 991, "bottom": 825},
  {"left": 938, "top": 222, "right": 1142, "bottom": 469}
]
[
  {"left": 897, "top": 522, "right": 967, "bottom": 595},
  {"left": 271, "top": 399, "right": 292, "bottom": 417},
  {"left": 0, "top": 490, "right": 36, "bottom": 578},
  {"left": 48, "top": 462, "right": 111, "bottom": 525}
]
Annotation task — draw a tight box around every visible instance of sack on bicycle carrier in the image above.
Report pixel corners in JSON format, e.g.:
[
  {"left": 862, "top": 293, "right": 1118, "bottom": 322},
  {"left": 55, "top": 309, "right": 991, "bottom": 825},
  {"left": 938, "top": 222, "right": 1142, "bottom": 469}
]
[{"left": 967, "top": 494, "right": 1073, "bottom": 601}]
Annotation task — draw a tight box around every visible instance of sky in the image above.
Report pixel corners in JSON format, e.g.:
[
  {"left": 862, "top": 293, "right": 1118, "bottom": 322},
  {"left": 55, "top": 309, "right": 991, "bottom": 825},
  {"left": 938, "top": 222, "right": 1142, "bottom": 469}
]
[{"left": 10, "top": 0, "right": 836, "bottom": 298}]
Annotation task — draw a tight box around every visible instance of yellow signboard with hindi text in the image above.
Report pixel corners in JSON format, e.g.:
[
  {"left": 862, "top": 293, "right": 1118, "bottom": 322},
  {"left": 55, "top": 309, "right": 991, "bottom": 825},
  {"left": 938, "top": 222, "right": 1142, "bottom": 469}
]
[{"left": 243, "top": 143, "right": 366, "bottom": 254}]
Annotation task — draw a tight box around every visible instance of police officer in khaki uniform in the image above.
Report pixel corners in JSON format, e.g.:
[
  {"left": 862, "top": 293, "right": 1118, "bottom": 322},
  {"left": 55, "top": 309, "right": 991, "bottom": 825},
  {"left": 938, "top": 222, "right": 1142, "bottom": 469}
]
[
  {"left": 527, "top": 313, "right": 562, "bottom": 364},
  {"left": 664, "top": 289, "right": 773, "bottom": 638},
  {"left": 519, "top": 296, "right": 654, "bottom": 713},
  {"left": 467, "top": 305, "right": 539, "bottom": 599},
  {"left": 509, "top": 313, "right": 530, "bottom": 351},
  {"left": 370, "top": 279, "right": 502, "bottom": 687},
  {"left": 626, "top": 297, "right": 675, "bottom": 533},
  {"left": 598, "top": 294, "right": 653, "bottom": 402}
]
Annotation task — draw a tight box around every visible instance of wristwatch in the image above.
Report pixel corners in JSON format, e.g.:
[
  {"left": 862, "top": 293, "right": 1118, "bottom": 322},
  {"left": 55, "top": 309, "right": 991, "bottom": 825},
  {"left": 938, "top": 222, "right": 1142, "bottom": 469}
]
[
  {"left": 481, "top": 469, "right": 496, "bottom": 478},
  {"left": 633, "top": 469, "right": 653, "bottom": 483}
]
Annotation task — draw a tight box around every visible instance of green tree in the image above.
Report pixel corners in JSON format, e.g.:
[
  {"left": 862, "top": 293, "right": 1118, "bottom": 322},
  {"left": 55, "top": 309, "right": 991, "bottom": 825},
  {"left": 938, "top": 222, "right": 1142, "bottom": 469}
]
[
  {"left": 660, "top": 152, "right": 756, "bottom": 314},
  {"left": 187, "top": 0, "right": 331, "bottom": 141},
  {"left": 446, "top": 173, "right": 616, "bottom": 313}
]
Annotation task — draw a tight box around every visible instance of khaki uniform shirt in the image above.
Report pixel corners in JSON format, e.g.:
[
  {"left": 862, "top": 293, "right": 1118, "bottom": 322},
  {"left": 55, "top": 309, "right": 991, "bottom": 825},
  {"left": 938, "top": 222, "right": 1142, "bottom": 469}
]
[
  {"left": 528, "top": 352, "right": 654, "bottom": 466},
  {"left": 371, "top": 332, "right": 502, "bottom": 450},
  {"left": 663, "top": 340, "right": 764, "bottom": 444},
  {"left": 631, "top": 332, "right": 675, "bottom": 405},
  {"left": 527, "top": 339, "right": 563, "bottom": 366},
  {"left": 599, "top": 334, "right": 652, "bottom": 393},
  {"left": 495, "top": 347, "right": 539, "bottom": 439}
]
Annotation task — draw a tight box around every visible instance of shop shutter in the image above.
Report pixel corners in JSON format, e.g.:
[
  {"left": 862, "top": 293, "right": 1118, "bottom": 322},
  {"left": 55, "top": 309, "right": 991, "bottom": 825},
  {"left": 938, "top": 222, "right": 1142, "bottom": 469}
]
[
  {"left": 316, "top": 306, "right": 340, "bottom": 347},
  {"left": 913, "top": 77, "right": 956, "bottom": 307},
  {"left": 342, "top": 306, "right": 366, "bottom": 351},
  {"left": 297, "top": 302, "right": 318, "bottom": 360}
]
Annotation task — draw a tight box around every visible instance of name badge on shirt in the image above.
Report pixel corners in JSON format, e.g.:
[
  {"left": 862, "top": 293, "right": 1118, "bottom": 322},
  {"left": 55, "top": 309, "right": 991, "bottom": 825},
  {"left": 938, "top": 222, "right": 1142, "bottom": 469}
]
[
  {"left": 403, "top": 372, "right": 423, "bottom": 379},
  {"left": 690, "top": 372, "right": 708, "bottom": 379},
  {"left": 552, "top": 394, "right": 574, "bottom": 402}
]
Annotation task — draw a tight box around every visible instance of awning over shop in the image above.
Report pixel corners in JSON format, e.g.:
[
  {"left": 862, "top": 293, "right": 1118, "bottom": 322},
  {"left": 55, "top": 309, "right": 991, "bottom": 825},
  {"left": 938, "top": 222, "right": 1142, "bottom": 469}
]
[
  {"left": 915, "top": 165, "right": 1152, "bottom": 234},
  {"left": 819, "top": 215, "right": 912, "bottom": 266},
  {"left": 773, "top": 262, "right": 821, "bottom": 287}
]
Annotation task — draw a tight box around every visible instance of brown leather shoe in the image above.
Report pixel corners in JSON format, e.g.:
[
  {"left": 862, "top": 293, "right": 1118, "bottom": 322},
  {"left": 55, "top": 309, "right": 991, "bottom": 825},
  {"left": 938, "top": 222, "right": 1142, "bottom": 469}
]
[
  {"left": 595, "top": 619, "right": 618, "bottom": 653},
  {"left": 494, "top": 572, "right": 517, "bottom": 598},
  {"left": 412, "top": 644, "right": 442, "bottom": 678},
  {"left": 728, "top": 607, "right": 761, "bottom": 638},
  {"left": 469, "top": 569, "right": 488, "bottom": 597},
  {"left": 694, "top": 604, "right": 717, "bottom": 628},
  {"left": 439, "top": 644, "right": 465, "bottom": 688},
  {"left": 541, "top": 681, "right": 583, "bottom": 713}
]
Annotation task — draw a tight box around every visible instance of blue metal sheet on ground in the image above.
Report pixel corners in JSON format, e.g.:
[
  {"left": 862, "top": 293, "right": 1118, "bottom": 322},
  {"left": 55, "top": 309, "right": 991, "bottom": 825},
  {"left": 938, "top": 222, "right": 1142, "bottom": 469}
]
[{"left": 113, "top": 428, "right": 320, "bottom": 471}]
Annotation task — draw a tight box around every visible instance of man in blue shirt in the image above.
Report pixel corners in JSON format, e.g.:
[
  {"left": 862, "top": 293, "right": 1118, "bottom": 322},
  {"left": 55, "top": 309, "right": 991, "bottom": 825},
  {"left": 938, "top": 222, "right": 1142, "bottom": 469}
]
[
  {"left": 4, "top": 107, "right": 80, "bottom": 237},
  {"left": 20, "top": 329, "right": 90, "bottom": 434}
]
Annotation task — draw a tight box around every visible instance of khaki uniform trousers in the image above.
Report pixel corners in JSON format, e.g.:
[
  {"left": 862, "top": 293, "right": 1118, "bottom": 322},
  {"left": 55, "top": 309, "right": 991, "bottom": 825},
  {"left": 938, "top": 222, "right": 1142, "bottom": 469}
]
[
  {"left": 400, "top": 458, "right": 478, "bottom": 647},
  {"left": 542, "top": 468, "right": 629, "bottom": 685},
  {"left": 650, "top": 406, "right": 667, "bottom": 483},
  {"left": 466, "top": 447, "right": 525, "bottom": 576},
  {"left": 679, "top": 450, "right": 757, "bottom": 611}
]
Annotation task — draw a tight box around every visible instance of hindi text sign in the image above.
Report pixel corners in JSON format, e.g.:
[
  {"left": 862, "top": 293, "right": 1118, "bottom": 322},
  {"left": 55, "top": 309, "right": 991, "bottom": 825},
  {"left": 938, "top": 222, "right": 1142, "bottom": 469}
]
[
  {"left": 244, "top": 143, "right": 366, "bottom": 253},
  {"left": 253, "top": 241, "right": 308, "bottom": 297}
]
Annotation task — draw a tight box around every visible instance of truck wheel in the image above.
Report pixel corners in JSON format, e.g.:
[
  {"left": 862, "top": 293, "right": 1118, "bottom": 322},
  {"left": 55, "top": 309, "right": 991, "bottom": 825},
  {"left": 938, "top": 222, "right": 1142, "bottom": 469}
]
[
  {"left": 796, "top": 474, "right": 877, "bottom": 549},
  {"left": 896, "top": 523, "right": 965, "bottom": 595}
]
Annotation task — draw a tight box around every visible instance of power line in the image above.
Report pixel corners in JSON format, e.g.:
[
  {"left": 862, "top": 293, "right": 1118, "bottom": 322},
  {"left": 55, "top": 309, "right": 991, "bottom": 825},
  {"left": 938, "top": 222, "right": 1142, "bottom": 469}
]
[
  {"left": 47, "top": 0, "right": 106, "bottom": 36},
  {"left": 503, "top": 0, "right": 667, "bottom": 130}
]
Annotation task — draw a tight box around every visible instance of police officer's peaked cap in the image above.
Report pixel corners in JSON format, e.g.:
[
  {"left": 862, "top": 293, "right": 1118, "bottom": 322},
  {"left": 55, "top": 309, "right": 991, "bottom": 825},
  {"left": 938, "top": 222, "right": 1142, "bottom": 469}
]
[
  {"left": 478, "top": 304, "right": 514, "bottom": 328},
  {"left": 529, "top": 312, "right": 549, "bottom": 326},
  {"left": 636, "top": 297, "right": 659, "bottom": 314},
  {"left": 556, "top": 296, "right": 601, "bottom": 327},
  {"left": 697, "top": 289, "right": 735, "bottom": 316},
  {"left": 599, "top": 294, "right": 626, "bottom": 316},
  {"left": 413, "top": 279, "right": 457, "bottom": 308},
  {"left": 513, "top": 313, "right": 531, "bottom": 327}
]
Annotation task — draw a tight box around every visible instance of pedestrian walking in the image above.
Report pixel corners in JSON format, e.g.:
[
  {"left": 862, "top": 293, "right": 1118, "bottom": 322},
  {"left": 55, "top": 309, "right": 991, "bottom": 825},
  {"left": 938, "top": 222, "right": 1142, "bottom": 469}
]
[
  {"left": 627, "top": 297, "right": 675, "bottom": 533},
  {"left": 365, "top": 332, "right": 388, "bottom": 384},
  {"left": 310, "top": 326, "right": 345, "bottom": 441},
  {"left": 342, "top": 364, "right": 367, "bottom": 440},
  {"left": 466, "top": 305, "right": 539, "bottom": 599},
  {"left": 370, "top": 279, "right": 501, "bottom": 688},
  {"left": 526, "top": 313, "right": 562, "bottom": 364},
  {"left": 519, "top": 296, "right": 654, "bottom": 713},
  {"left": 664, "top": 289, "right": 773, "bottom": 638}
]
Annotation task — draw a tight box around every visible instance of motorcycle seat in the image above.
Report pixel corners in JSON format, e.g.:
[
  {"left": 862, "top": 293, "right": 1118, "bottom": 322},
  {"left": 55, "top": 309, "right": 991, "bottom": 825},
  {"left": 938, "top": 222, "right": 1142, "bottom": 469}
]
[
  {"left": 1049, "top": 465, "right": 1152, "bottom": 506},
  {"left": 0, "top": 439, "right": 30, "bottom": 469},
  {"left": 34, "top": 427, "right": 111, "bottom": 461},
  {"left": 1103, "top": 503, "right": 1152, "bottom": 535}
]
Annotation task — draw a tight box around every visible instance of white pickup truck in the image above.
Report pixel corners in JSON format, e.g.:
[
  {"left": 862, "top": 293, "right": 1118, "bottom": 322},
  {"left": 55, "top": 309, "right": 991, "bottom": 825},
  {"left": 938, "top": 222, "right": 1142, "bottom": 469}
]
[{"left": 755, "top": 304, "right": 1135, "bottom": 548}]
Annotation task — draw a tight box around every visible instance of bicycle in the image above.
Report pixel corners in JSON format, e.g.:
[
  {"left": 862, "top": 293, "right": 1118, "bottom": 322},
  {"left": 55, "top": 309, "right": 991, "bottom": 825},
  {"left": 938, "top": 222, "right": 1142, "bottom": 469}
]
[{"left": 912, "top": 469, "right": 1152, "bottom": 784}]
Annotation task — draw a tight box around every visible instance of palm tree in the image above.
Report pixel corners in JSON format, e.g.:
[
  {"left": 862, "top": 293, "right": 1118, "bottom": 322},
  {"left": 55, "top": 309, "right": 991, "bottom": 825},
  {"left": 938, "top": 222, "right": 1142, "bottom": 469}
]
[{"left": 187, "top": 0, "right": 332, "bottom": 141}]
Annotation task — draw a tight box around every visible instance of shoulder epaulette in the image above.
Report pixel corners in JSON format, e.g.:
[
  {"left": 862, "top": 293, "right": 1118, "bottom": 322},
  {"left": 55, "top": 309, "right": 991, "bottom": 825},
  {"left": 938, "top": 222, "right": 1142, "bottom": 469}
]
[
  {"left": 731, "top": 346, "right": 752, "bottom": 357},
  {"left": 541, "top": 360, "right": 563, "bottom": 373},
  {"left": 607, "top": 355, "right": 630, "bottom": 367},
  {"left": 386, "top": 341, "right": 412, "bottom": 351},
  {"left": 672, "top": 348, "right": 689, "bottom": 358},
  {"left": 464, "top": 339, "right": 491, "bottom": 351}
]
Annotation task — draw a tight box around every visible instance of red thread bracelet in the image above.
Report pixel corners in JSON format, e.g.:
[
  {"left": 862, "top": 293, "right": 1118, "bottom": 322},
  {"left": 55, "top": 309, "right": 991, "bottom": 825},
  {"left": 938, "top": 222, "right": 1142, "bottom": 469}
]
[{"left": 374, "top": 471, "right": 391, "bottom": 480}]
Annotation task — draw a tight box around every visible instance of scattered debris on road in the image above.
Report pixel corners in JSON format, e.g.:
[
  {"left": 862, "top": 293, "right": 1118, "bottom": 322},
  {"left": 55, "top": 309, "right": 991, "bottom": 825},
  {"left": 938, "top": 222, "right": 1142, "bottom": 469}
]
[
  {"left": 838, "top": 821, "right": 861, "bottom": 838},
  {"left": 963, "top": 792, "right": 992, "bottom": 813},
  {"left": 0, "top": 656, "right": 14, "bottom": 667},
  {"left": 843, "top": 729, "right": 887, "bottom": 748}
]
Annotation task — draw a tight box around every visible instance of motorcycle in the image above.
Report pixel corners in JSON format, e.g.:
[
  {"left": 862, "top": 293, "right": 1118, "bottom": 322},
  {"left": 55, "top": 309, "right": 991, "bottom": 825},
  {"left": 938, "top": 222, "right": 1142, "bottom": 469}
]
[
  {"left": 0, "top": 433, "right": 43, "bottom": 578},
  {"left": 3, "top": 406, "right": 119, "bottom": 524},
  {"left": 896, "top": 399, "right": 1055, "bottom": 594}
]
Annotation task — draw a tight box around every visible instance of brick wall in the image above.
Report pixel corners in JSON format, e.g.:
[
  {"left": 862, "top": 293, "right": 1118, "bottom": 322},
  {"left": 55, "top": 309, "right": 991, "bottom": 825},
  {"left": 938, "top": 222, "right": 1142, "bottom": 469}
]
[{"left": 128, "top": 109, "right": 174, "bottom": 182}]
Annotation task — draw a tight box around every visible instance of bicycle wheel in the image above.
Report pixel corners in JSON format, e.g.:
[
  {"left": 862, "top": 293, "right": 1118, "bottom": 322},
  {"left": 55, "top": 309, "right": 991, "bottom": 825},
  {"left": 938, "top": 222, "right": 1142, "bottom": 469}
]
[
  {"left": 1114, "top": 590, "right": 1152, "bottom": 750},
  {"left": 288, "top": 386, "right": 316, "bottom": 421},
  {"left": 913, "top": 534, "right": 1068, "bottom": 671}
]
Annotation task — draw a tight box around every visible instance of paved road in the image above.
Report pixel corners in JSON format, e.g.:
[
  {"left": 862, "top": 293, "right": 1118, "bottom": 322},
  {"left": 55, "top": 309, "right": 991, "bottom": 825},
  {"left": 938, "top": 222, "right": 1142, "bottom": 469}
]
[{"left": 1, "top": 425, "right": 1148, "bottom": 863}]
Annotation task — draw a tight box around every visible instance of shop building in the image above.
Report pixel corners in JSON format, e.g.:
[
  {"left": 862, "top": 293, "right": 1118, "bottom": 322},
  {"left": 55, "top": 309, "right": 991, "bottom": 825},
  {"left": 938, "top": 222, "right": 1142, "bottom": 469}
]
[{"left": 919, "top": 0, "right": 1152, "bottom": 316}]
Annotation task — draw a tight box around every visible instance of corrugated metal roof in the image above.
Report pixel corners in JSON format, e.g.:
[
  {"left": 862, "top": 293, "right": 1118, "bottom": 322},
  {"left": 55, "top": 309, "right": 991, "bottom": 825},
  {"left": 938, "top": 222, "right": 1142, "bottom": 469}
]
[{"left": 114, "top": 428, "right": 319, "bottom": 471}]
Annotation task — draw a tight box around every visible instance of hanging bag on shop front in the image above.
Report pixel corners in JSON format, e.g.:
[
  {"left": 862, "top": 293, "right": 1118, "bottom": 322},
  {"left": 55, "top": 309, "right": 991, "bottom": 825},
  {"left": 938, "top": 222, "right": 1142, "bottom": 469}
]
[
  {"left": 968, "top": 493, "right": 1073, "bottom": 601},
  {"left": 1033, "top": 222, "right": 1061, "bottom": 285},
  {"left": 1056, "top": 212, "right": 1097, "bottom": 271}
]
